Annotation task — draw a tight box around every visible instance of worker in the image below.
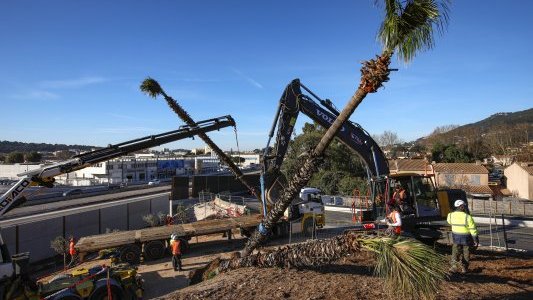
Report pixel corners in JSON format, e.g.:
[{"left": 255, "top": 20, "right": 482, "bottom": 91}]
[
  {"left": 170, "top": 235, "right": 182, "bottom": 271},
  {"left": 68, "top": 237, "right": 77, "bottom": 266},
  {"left": 388, "top": 183, "right": 406, "bottom": 207},
  {"left": 447, "top": 200, "right": 479, "bottom": 274},
  {"left": 385, "top": 204, "right": 402, "bottom": 236}
]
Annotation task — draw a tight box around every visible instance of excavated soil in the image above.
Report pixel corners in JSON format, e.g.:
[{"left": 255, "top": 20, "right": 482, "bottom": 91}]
[{"left": 162, "top": 247, "right": 532, "bottom": 300}]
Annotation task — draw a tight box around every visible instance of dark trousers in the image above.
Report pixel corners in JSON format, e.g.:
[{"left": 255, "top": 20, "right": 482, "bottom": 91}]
[
  {"left": 451, "top": 243, "right": 470, "bottom": 271},
  {"left": 172, "top": 254, "right": 182, "bottom": 271}
]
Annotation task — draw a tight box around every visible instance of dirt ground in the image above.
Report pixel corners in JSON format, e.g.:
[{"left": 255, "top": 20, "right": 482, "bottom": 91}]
[
  {"left": 41, "top": 233, "right": 532, "bottom": 300},
  {"left": 154, "top": 237, "right": 532, "bottom": 300}
]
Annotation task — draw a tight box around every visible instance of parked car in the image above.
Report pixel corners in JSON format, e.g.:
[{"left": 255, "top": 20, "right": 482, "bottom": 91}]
[
  {"left": 62, "top": 188, "right": 83, "bottom": 197},
  {"left": 148, "top": 179, "right": 161, "bottom": 186}
]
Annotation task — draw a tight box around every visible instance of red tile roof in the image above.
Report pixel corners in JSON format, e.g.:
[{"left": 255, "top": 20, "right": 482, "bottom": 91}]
[
  {"left": 433, "top": 163, "right": 489, "bottom": 174},
  {"left": 440, "top": 185, "right": 493, "bottom": 195},
  {"left": 389, "top": 159, "right": 429, "bottom": 171},
  {"left": 517, "top": 163, "right": 533, "bottom": 176}
]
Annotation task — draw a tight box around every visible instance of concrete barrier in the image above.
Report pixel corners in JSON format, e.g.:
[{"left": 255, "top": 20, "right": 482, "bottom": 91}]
[{"left": 0, "top": 194, "right": 170, "bottom": 264}]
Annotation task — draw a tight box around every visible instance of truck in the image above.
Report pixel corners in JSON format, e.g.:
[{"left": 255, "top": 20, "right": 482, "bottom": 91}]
[
  {"left": 75, "top": 213, "right": 265, "bottom": 264},
  {"left": 0, "top": 115, "right": 236, "bottom": 299},
  {"left": 259, "top": 79, "right": 464, "bottom": 241}
]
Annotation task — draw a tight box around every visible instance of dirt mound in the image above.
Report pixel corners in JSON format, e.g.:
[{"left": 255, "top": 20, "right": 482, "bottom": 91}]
[{"left": 163, "top": 249, "right": 532, "bottom": 300}]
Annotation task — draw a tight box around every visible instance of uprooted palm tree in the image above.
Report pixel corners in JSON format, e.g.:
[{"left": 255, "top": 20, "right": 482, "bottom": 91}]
[
  {"left": 140, "top": 78, "right": 259, "bottom": 199},
  {"left": 192, "top": 233, "right": 448, "bottom": 299},
  {"left": 242, "top": 0, "right": 450, "bottom": 256}
]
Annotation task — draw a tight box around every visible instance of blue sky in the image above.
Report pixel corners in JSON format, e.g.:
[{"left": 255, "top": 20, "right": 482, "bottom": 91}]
[{"left": 1, "top": 0, "right": 532, "bottom": 151}]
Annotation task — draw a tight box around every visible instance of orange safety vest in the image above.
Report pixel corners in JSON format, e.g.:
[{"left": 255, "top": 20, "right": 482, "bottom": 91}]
[
  {"left": 388, "top": 211, "right": 402, "bottom": 235},
  {"left": 393, "top": 189, "right": 405, "bottom": 202},
  {"left": 69, "top": 241, "right": 76, "bottom": 256},
  {"left": 171, "top": 240, "right": 181, "bottom": 255}
]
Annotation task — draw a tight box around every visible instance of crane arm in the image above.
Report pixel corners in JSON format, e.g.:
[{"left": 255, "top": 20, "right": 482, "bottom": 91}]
[{"left": 0, "top": 115, "right": 236, "bottom": 217}]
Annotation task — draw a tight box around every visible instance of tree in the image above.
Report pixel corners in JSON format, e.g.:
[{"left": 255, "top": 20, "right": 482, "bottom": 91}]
[
  {"left": 431, "top": 143, "right": 474, "bottom": 163},
  {"left": 55, "top": 150, "right": 74, "bottom": 160},
  {"left": 429, "top": 124, "right": 459, "bottom": 136},
  {"left": 140, "top": 78, "right": 259, "bottom": 199},
  {"left": 282, "top": 123, "right": 366, "bottom": 182},
  {"left": 243, "top": 0, "right": 450, "bottom": 257},
  {"left": 0, "top": 154, "right": 5, "bottom": 162},
  {"left": 231, "top": 156, "right": 246, "bottom": 164},
  {"left": 409, "top": 143, "right": 427, "bottom": 156},
  {"left": 142, "top": 213, "right": 161, "bottom": 227},
  {"left": 24, "top": 151, "right": 42, "bottom": 163},
  {"left": 50, "top": 236, "right": 69, "bottom": 268},
  {"left": 174, "top": 205, "right": 189, "bottom": 224},
  {"left": 6, "top": 152, "right": 24, "bottom": 163},
  {"left": 377, "top": 130, "right": 402, "bottom": 147}
]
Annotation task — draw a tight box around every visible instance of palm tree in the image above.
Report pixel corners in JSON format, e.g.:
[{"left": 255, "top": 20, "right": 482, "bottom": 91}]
[
  {"left": 192, "top": 233, "right": 448, "bottom": 299},
  {"left": 242, "top": 0, "right": 449, "bottom": 256},
  {"left": 140, "top": 78, "right": 259, "bottom": 199}
]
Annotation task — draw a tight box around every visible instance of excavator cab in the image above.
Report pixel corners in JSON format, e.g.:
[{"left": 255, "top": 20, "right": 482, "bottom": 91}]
[{"left": 388, "top": 173, "right": 441, "bottom": 221}]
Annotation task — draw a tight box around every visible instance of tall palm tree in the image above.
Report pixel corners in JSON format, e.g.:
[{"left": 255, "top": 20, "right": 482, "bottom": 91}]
[
  {"left": 140, "top": 78, "right": 259, "bottom": 198},
  {"left": 242, "top": 0, "right": 449, "bottom": 256},
  {"left": 192, "top": 233, "right": 448, "bottom": 299}
]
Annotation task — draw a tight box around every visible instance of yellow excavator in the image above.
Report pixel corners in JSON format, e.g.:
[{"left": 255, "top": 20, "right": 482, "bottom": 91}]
[{"left": 260, "top": 79, "right": 465, "bottom": 241}]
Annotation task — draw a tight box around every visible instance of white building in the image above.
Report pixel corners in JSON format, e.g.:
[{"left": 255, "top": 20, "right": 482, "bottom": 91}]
[
  {"left": 504, "top": 162, "right": 533, "bottom": 200},
  {"left": 0, "top": 163, "right": 45, "bottom": 180},
  {"left": 231, "top": 154, "right": 261, "bottom": 167},
  {"left": 54, "top": 155, "right": 221, "bottom": 186}
]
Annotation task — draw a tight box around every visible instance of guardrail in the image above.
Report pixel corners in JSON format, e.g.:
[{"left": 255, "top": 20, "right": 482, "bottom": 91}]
[
  {"left": 323, "top": 194, "right": 533, "bottom": 217},
  {"left": 468, "top": 198, "right": 533, "bottom": 217}
]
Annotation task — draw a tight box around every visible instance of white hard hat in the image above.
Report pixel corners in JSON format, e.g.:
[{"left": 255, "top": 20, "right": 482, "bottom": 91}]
[{"left": 454, "top": 200, "right": 465, "bottom": 207}]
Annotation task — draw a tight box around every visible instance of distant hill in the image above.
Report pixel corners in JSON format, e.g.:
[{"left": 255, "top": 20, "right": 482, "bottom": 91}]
[
  {"left": 0, "top": 141, "right": 95, "bottom": 153},
  {"left": 455, "top": 108, "right": 533, "bottom": 133},
  {"left": 0, "top": 140, "right": 192, "bottom": 155},
  {"left": 418, "top": 108, "right": 533, "bottom": 157}
]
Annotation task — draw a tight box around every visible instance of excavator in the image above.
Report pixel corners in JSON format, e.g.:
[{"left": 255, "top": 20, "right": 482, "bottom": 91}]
[
  {"left": 260, "top": 79, "right": 464, "bottom": 240},
  {"left": 0, "top": 116, "right": 236, "bottom": 299}
]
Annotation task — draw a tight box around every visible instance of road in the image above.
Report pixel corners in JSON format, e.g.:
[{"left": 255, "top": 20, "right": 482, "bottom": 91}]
[
  {"left": 0, "top": 186, "right": 171, "bottom": 228},
  {"left": 244, "top": 199, "right": 533, "bottom": 252},
  {"left": 324, "top": 209, "right": 533, "bottom": 252}
]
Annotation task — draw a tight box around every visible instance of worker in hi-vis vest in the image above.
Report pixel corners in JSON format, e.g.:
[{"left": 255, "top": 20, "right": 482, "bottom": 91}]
[
  {"left": 170, "top": 234, "right": 182, "bottom": 271},
  {"left": 447, "top": 200, "right": 479, "bottom": 273}
]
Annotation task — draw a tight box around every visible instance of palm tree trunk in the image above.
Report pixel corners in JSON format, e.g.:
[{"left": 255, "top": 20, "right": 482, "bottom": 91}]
[
  {"left": 160, "top": 92, "right": 259, "bottom": 199},
  {"left": 192, "top": 233, "right": 447, "bottom": 300},
  {"left": 194, "top": 234, "right": 360, "bottom": 283},
  {"left": 242, "top": 54, "right": 391, "bottom": 256}
]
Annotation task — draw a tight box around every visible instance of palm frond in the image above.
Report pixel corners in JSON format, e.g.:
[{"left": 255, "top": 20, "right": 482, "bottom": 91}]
[
  {"left": 363, "top": 238, "right": 448, "bottom": 299},
  {"left": 378, "top": 0, "right": 450, "bottom": 62},
  {"left": 140, "top": 77, "right": 164, "bottom": 98}
]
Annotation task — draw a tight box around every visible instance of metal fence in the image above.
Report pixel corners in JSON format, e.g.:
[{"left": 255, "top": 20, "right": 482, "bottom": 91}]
[
  {"left": 323, "top": 194, "right": 533, "bottom": 217},
  {"left": 285, "top": 212, "right": 357, "bottom": 245},
  {"left": 441, "top": 217, "right": 532, "bottom": 251},
  {"left": 467, "top": 198, "right": 533, "bottom": 216}
]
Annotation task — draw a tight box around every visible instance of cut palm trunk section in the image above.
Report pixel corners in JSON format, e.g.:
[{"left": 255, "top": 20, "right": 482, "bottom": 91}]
[
  {"left": 140, "top": 78, "right": 259, "bottom": 199},
  {"left": 191, "top": 233, "right": 448, "bottom": 300}
]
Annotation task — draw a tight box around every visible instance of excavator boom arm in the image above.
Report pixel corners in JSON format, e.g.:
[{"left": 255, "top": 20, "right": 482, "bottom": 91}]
[{"left": 264, "top": 79, "right": 389, "bottom": 179}]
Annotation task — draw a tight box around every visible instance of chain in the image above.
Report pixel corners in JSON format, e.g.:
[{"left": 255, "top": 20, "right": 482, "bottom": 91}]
[{"left": 233, "top": 125, "right": 241, "bottom": 165}]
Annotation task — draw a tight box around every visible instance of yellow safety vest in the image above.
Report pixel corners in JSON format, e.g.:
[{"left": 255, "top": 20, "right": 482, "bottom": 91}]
[{"left": 447, "top": 211, "right": 478, "bottom": 236}]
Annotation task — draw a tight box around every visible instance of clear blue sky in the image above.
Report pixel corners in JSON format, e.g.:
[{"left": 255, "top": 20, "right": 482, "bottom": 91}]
[{"left": 1, "top": 0, "right": 532, "bottom": 151}]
